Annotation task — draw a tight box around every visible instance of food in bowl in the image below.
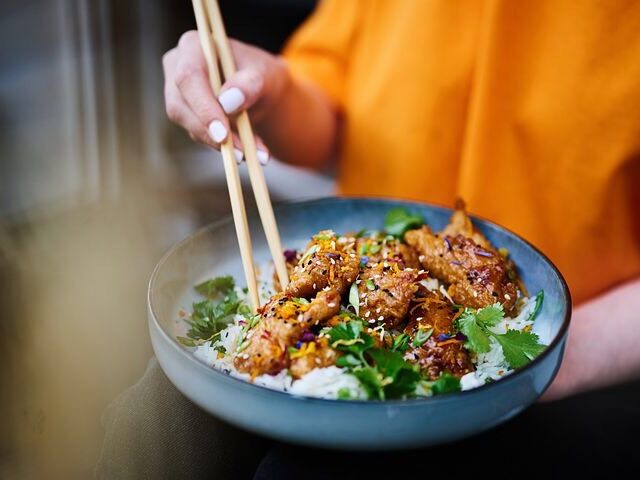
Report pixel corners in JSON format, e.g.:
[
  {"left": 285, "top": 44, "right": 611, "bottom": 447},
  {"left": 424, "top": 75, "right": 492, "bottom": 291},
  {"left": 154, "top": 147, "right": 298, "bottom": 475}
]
[{"left": 177, "top": 201, "right": 546, "bottom": 401}]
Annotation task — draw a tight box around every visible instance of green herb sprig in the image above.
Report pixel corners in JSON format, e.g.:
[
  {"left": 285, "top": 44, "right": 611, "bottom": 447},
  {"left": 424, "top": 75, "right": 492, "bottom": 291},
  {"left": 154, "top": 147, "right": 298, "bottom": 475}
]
[
  {"left": 456, "top": 303, "right": 546, "bottom": 369},
  {"left": 384, "top": 208, "right": 425, "bottom": 238},
  {"left": 177, "top": 276, "right": 249, "bottom": 347},
  {"left": 326, "top": 319, "right": 421, "bottom": 400}
]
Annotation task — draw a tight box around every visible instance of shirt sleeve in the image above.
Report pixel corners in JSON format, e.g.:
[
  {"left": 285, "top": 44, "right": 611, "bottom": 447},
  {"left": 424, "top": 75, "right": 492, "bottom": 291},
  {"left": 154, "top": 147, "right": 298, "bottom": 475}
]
[{"left": 282, "top": 0, "right": 362, "bottom": 108}]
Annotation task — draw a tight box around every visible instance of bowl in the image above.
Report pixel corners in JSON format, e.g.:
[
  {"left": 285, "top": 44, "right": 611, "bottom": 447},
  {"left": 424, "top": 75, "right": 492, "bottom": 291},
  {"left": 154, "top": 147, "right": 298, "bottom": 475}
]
[{"left": 148, "top": 197, "right": 571, "bottom": 450}]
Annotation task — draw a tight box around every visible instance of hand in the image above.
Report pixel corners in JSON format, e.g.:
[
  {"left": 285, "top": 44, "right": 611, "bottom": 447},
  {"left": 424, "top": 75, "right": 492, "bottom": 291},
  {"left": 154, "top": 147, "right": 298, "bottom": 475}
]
[{"left": 162, "top": 30, "right": 291, "bottom": 163}]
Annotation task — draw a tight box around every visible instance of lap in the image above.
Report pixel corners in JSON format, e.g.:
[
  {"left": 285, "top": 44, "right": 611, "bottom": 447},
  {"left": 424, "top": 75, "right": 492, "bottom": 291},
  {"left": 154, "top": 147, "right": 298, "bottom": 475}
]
[{"left": 96, "top": 358, "right": 271, "bottom": 480}]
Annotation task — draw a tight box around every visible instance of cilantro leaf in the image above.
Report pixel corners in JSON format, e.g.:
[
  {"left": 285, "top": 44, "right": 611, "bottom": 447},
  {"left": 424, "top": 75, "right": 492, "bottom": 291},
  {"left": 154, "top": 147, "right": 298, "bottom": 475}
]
[
  {"left": 367, "top": 349, "right": 421, "bottom": 399},
  {"left": 386, "top": 367, "right": 422, "bottom": 399},
  {"left": 336, "top": 354, "right": 362, "bottom": 368},
  {"left": 384, "top": 208, "right": 425, "bottom": 238},
  {"left": 475, "top": 303, "right": 504, "bottom": 327},
  {"left": 492, "top": 330, "right": 546, "bottom": 369},
  {"left": 183, "top": 289, "right": 246, "bottom": 344},
  {"left": 328, "top": 320, "right": 422, "bottom": 399},
  {"left": 352, "top": 367, "right": 384, "bottom": 400},
  {"left": 431, "top": 373, "right": 461, "bottom": 395},
  {"left": 326, "top": 320, "right": 374, "bottom": 356},
  {"left": 194, "top": 275, "right": 235, "bottom": 298},
  {"left": 367, "top": 349, "right": 408, "bottom": 379},
  {"left": 457, "top": 311, "right": 492, "bottom": 353}
]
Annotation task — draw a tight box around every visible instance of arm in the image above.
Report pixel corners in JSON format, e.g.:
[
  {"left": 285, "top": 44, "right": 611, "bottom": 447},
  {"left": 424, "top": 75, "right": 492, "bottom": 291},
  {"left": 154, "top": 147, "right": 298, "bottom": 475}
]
[
  {"left": 162, "top": 32, "right": 338, "bottom": 170},
  {"left": 542, "top": 277, "right": 640, "bottom": 401}
]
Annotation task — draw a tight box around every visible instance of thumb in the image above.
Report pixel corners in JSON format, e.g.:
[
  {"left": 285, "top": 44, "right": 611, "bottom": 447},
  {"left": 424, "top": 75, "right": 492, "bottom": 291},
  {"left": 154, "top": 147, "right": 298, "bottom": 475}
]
[{"left": 218, "top": 66, "right": 265, "bottom": 116}]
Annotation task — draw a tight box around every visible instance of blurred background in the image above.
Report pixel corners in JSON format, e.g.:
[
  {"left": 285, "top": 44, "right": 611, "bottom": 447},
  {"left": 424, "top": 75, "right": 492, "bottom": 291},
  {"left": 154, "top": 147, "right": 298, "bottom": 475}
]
[{"left": 0, "top": 0, "right": 328, "bottom": 478}]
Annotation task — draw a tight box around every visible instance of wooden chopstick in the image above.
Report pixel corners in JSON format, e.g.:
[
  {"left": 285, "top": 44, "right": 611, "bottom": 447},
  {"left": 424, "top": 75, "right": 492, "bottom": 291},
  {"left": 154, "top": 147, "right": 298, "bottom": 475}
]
[
  {"left": 205, "top": 0, "right": 290, "bottom": 290},
  {"left": 191, "top": 0, "right": 260, "bottom": 311}
]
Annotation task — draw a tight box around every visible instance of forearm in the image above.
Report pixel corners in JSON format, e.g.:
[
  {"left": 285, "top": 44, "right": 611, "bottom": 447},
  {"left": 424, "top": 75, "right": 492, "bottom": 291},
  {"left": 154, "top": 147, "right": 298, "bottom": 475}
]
[
  {"left": 543, "top": 277, "right": 640, "bottom": 401},
  {"left": 253, "top": 62, "right": 340, "bottom": 170}
]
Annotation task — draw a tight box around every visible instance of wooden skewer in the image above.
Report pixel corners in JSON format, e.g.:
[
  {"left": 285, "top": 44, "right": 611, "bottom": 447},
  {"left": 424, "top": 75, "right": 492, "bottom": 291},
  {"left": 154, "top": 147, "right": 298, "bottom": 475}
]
[
  {"left": 205, "top": 0, "right": 290, "bottom": 290},
  {"left": 191, "top": 0, "right": 260, "bottom": 311}
]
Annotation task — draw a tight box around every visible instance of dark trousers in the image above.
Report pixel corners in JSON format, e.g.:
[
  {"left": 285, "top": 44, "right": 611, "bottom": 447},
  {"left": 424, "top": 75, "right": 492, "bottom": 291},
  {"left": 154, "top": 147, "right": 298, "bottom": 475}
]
[{"left": 96, "top": 358, "right": 640, "bottom": 479}]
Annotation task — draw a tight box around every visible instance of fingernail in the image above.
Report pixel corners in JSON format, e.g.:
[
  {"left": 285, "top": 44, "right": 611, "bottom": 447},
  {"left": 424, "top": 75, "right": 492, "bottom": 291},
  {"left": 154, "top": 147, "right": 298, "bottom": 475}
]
[
  {"left": 257, "top": 149, "right": 270, "bottom": 165},
  {"left": 219, "top": 87, "right": 245, "bottom": 114},
  {"left": 234, "top": 148, "right": 244, "bottom": 164},
  {"left": 208, "top": 120, "right": 227, "bottom": 143}
]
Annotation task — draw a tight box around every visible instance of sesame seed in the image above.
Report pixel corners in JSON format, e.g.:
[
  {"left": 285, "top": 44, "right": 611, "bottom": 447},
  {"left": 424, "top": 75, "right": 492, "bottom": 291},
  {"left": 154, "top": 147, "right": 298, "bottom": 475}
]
[
  {"left": 364, "top": 311, "right": 371, "bottom": 318},
  {"left": 313, "top": 283, "right": 316, "bottom": 289},
  {"left": 504, "top": 294, "right": 511, "bottom": 300},
  {"left": 328, "top": 302, "right": 336, "bottom": 308},
  {"left": 368, "top": 319, "right": 376, "bottom": 324},
  {"left": 376, "top": 307, "right": 382, "bottom": 313},
  {"left": 378, "top": 315, "right": 384, "bottom": 321}
]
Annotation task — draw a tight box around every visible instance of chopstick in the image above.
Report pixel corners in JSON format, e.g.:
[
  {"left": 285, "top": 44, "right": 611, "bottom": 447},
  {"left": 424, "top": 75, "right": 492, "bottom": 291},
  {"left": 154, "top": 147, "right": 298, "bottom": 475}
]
[
  {"left": 192, "top": 0, "right": 260, "bottom": 311},
  {"left": 205, "top": 0, "right": 290, "bottom": 291}
]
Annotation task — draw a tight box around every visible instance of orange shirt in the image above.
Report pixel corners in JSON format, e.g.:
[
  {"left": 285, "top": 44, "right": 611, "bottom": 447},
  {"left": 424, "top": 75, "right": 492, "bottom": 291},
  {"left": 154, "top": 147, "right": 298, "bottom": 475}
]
[{"left": 283, "top": 0, "right": 640, "bottom": 304}]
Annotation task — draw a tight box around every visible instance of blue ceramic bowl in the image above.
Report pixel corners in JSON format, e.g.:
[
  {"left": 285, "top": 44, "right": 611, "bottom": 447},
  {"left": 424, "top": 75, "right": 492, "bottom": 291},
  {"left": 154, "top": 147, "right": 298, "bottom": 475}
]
[{"left": 148, "top": 197, "right": 571, "bottom": 450}]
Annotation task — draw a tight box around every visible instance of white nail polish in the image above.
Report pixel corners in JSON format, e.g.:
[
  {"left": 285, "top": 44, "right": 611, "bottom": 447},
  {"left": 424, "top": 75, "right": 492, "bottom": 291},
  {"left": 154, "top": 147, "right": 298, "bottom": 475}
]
[
  {"left": 257, "top": 150, "right": 270, "bottom": 165},
  {"left": 234, "top": 148, "right": 244, "bottom": 164},
  {"left": 219, "top": 88, "right": 245, "bottom": 114},
  {"left": 208, "top": 120, "right": 227, "bottom": 143}
]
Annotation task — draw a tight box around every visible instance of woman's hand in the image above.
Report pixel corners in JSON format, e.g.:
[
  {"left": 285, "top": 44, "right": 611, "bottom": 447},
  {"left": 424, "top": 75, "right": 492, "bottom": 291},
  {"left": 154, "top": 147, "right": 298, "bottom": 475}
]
[{"left": 162, "top": 31, "right": 291, "bottom": 163}]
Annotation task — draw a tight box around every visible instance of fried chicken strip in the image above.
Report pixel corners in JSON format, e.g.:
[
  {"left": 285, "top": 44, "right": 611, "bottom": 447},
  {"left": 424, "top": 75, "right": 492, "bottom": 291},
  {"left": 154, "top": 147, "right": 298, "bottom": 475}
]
[
  {"left": 357, "top": 263, "right": 419, "bottom": 328},
  {"left": 286, "top": 230, "right": 360, "bottom": 298},
  {"left": 404, "top": 289, "right": 473, "bottom": 379},
  {"left": 405, "top": 207, "right": 518, "bottom": 314},
  {"left": 354, "top": 235, "right": 421, "bottom": 269},
  {"left": 234, "top": 289, "right": 340, "bottom": 377}
]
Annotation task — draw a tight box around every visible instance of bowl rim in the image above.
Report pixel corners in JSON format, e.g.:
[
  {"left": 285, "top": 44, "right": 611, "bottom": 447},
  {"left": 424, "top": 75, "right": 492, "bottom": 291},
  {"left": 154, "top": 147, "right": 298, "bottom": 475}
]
[{"left": 148, "top": 196, "right": 572, "bottom": 407}]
